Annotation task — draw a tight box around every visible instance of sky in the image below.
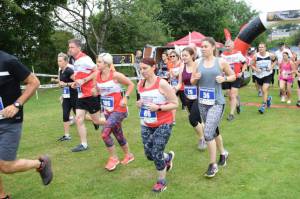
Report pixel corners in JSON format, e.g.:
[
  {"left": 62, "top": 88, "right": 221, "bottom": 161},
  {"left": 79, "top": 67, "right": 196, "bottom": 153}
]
[{"left": 243, "top": 0, "right": 300, "bottom": 12}]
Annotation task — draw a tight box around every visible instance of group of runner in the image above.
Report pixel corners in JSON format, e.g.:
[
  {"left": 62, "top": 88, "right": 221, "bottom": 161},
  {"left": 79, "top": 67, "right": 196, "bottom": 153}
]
[{"left": 53, "top": 38, "right": 300, "bottom": 193}]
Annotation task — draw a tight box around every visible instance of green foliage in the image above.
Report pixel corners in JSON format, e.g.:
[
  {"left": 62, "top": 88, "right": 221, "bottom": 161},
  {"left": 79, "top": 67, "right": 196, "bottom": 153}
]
[
  {"left": 90, "top": 0, "right": 172, "bottom": 53},
  {"left": 0, "top": 0, "right": 66, "bottom": 73},
  {"left": 159, "top": 0, "right": 257, "bottom": 42}
]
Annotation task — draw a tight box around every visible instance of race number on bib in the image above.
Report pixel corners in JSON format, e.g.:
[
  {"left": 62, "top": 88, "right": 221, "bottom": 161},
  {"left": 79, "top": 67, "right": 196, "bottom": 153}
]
[
  {"left": 170, "top": 78, "right": 178, "bottom": 87},
  {"left": 101, "top": 96, "right": 114, "bottom": 112},
  {"left": 139, "top": 106, "right": 157, "bottom": 123},
  {"left": 0, "top": 97, "right": 5, "bottom": 120},
  {"left": 282, "top": 71, "right": 291, "bottom": 79},
  {"left": 77, "top": 87, "right": 83, "bottom": 98},
  {"left": 184, "top": 86, "right": 197, "bottom": 100},
  {"left": 198, "top": 87, "right": 215, "bottom": 105},
  {"left": 62, "top": 87, "right": 70, "bottom": 98}
]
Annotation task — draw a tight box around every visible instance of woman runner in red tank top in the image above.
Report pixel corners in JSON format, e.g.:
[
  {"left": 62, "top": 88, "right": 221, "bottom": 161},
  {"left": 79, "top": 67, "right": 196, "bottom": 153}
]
[{"left": 93, "top": 53, "right": 135, "bottom": 171}]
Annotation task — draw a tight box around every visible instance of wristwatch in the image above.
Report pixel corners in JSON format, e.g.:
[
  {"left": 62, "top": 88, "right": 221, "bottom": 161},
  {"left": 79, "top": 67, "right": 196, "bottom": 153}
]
[{"left": 13, "top": 101, "right": 23, "bottom": 109}]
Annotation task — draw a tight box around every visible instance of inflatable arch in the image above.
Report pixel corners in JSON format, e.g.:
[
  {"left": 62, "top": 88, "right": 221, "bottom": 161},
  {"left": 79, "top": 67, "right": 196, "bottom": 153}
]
[{"left": 233, "top": 10, "right": 300, "bottom": 55}]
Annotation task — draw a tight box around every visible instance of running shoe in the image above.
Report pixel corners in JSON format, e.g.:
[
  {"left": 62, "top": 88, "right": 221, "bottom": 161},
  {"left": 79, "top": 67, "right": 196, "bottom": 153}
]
[
  {"left": 152, "top": 179, "right": 167, "bottom": 192},
  {"left": 71, "top": 144, "right": 88, "bottom": 152},
  {"left": 105, "top": 157, "right": 120, "bottom": 171},
  {"left": 266, "top": 96, "right": 272, "bottom": 108},
  {"left": 57, "top": 135, "right": 71, "bottom": 141},
  {"left": 121, "top": 153, "right": 135, "bottom": 165},
  {"left": 1, "top": 195, "right": 10, "bottom": 199},
  {"left": 287, "top": 100, "right": 291, "bottom": 104},
  {"left": 296, "top": 101, "right": 300, "bottom": 107},
  {"left": 258, "top": 90, "right": 262, "bottom": 97},
  {"left": 227, "top": 114, "right": 235, "bottom": 121},
  {"left": 198, "top": 139, "right": 207, "bottom": 151},
  {"left": 36, "top": 155, "right": 53, "bottom": 185},
  {"left": 218, "top": 150, "right": 229, "bottom": 167},
  {"left": 236, "top": 96, "right": 241, "bottom": 114},
  {"left": 258, "top": 104, "right": 266, "bottom": 114},
  {"left": 166, "top": 151, "right": 175, "bottom": 172},
  {"left": 204, "top": 163, "right": 218, "bottom": 178},
  {"left": 281, "top": 96, "right": 286, "bottom": 102}
]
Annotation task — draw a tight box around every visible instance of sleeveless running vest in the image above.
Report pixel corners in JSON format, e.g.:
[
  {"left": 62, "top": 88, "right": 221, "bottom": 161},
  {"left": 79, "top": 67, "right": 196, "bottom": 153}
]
[
  {"left": 255, "top": 52, "right": 272, "bottom": 78},
  {"left": 197, "top": 58, "right": 225, "bottom": 105},
  {"left": 138, "top": 77, "right": 173, "bottom": 127},
  {"left": 96, "top": 70, "right": 127, "bottom": 113}
]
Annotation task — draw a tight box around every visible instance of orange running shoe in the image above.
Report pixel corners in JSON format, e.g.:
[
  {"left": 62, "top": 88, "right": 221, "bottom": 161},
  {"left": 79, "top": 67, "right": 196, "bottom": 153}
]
[
  {"left": 105, "top": 157, "right": 120, "bottom": 171},
  {"left": 121, "top": 153, "right": 135, "bottom": 165}
]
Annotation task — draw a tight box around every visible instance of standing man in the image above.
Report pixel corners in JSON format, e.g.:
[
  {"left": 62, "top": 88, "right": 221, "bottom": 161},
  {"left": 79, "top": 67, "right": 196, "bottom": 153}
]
[
  {"left": 252, "top": 43, "right": 275, "bottom": 114},
  {"left": 221, "top": 40, "right": 247, "bottom": 121},
  {"left": 68, "top": 39, "right": 104, "bottom": 152},
  {"left": 0, "top": 50, "right": 53, "bottom": 198}
]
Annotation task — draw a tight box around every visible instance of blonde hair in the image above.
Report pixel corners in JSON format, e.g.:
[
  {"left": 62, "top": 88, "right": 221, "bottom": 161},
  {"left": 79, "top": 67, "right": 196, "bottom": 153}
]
[
  {"left": 98, "top": 53, "right": 113, "bottom": 65},
  {"left": 57, "top": 52, "right": 69, "bottom": 62}
]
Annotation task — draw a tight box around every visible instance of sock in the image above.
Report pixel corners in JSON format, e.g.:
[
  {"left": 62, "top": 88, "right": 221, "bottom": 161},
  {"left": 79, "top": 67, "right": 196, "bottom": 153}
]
[
  {"left": 81, "top": 143, "right": 88, "bottom": 148},
  {"left": 163, "top": 153, "right": 169, "bottom": 161}
]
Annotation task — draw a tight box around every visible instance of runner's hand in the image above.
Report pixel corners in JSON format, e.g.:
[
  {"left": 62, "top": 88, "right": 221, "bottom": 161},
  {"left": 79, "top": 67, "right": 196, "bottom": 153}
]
[{"left": 2, "top": 105, "right": 19, "bottom": 118}]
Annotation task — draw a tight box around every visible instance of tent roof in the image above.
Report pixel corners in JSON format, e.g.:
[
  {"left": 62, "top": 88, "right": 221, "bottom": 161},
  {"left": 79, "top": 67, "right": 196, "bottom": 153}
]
[{"left": 166, "top": 31, "right": 223, "bottom": 48}]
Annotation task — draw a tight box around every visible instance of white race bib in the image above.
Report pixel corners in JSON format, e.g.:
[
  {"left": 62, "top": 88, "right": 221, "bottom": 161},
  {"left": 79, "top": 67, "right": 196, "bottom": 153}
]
[
  {"left": 282, "top": 71, "right": 291, "bottom": 79},
  {"left": 184, "top": 86, "right": 197, "bottom": 100},
  {"left": 139, "top": 106, "right": 157, "bottom": 123},
  {"left": 0, "top": 97, "right": 5, "bottom": 120},
  {"left": 198, "top": 87, "right": 215, "bottom": 105},
  {"left": 77, "top": 87, "right": 83, "bottom": 98},
  {"left": 62, "top": 87, "right": 70, "bottom": 98},
  {"left": 101, "top": 96, "right": 114, "bottom": 112},
  {"left": 170, "top": 78, "right": 178, "bottom": 87}
]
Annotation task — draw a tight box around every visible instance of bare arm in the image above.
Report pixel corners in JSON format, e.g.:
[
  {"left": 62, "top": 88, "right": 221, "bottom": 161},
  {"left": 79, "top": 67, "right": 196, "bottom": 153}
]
[
  {"left": 216, "top": 58, "right": 236, "bottom": 83},
  {"left": 114, "top": 72, "right": 135, "bottom": 107}
]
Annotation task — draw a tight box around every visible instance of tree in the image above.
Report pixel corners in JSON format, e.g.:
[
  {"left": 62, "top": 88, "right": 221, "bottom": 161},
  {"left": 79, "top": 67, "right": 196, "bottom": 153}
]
[
  {"left": 158, "top": 0, "right": 256, "bottom": 42},
  {"left": 90, "top": 0, "right": 171, "bottom": 53},
  {"left": 0, "top": 0, "right": 65, "bottom": 73},
  {"left": 54, "top": 0, "right": 112, "bottom": 56}
]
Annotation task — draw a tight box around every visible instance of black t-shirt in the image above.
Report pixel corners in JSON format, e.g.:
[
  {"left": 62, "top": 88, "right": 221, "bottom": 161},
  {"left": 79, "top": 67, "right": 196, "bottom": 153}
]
[
  {"left": 0, "top": 51, "right": 31, "bottom": 124},
  {"left": 59, "top": 66, "right": 77, "bottom": 98}
]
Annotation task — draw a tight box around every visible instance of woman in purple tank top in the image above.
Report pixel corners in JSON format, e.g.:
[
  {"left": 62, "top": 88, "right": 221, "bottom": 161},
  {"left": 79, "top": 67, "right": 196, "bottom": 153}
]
[{"left": 174, "top": 47, "right": 207, "bottom": 151}]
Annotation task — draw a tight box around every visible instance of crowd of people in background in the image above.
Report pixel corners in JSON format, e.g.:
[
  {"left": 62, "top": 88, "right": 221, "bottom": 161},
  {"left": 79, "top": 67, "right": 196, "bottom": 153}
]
[{"left": 1, "top": 38, "right": 299, "bottom": 197}]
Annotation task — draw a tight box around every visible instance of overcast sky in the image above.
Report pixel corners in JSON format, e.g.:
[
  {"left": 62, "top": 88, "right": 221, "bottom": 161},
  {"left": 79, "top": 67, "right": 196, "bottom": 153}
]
[{"left": 243, "top": 0, "right": 300, "bottom": 12}]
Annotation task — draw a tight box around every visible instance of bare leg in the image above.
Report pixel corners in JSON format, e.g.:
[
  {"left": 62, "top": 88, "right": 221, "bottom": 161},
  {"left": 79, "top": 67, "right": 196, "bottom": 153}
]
[
  {"left": 75, "top": 109, "right": 87, "bottom": 144},
  {"left": 207, "top": 139, "right": 217, "bottom": 164}
]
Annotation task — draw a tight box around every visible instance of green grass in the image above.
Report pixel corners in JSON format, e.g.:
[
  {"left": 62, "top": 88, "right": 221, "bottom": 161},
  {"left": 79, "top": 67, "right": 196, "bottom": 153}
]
[{"left": 4, "top": 79, "right": 300, "bottom": 199}]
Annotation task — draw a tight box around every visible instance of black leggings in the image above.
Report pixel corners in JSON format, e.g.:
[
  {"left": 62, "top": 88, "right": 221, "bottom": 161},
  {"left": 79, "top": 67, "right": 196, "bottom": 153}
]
[
  {"left": 62, "top": 98, "right": 76, "bottom": 122},
  {"left": 176, "top": 90, "right": 186, "bottom": 108},
  {"left": 186, "top": 98, "right": 202, "bottom": 127}
]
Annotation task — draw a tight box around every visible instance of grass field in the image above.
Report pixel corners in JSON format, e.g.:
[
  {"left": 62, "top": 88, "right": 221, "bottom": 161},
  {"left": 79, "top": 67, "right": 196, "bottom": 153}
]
[{"left": 4, "top": 80, "right": 300, "bottom": 199}]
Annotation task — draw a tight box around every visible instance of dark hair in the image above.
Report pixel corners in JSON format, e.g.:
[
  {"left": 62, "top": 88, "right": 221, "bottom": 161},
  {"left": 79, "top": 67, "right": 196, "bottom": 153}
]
[
  {"left": 282, "top": 51, "right": 289, "bottom": 58},
  {"left": 141, "top": 57, "right": 156, "bottom": 66},
  {"left": 68, "top": 38, "right": 82, "bottom": 48},
  {"left": 201, "top": 37, "right": 217, "bottom": 56},
  {"left": 182, "top": 47, "right": 195, "bottom": 57}
]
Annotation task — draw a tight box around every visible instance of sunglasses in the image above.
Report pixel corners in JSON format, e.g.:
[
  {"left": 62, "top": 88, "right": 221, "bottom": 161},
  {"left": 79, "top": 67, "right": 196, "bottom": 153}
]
[{"left": 169, "top": 55, "right": 176, "bottom": 58}]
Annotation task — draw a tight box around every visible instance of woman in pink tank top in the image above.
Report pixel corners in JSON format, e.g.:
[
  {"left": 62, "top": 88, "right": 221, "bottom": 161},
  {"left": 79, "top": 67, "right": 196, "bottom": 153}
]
[{"left": 279, "top": 52, "right": 296, "bottom": 104}]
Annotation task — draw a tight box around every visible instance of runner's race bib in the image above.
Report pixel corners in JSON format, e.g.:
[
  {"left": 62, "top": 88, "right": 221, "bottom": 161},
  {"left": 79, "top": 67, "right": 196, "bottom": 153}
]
[
  {"left": 198, "top": 87, "right": 215, "bottom": 105},
  {"left": 0, "top": 97, "right": 5, "bottom": 120},
  {"left": 184, "top": 86, "right": 197, "bottom": 100},
  {"left": 62, "top": 87, "right": 70, "bottom": 98},
  {"left": 101, "top": 96, "right": 114, "bottom": 112},
  {"left": 282, "top": 71, "right": 291, "bottom": 79},
  {"left": 77, "top": 86, "right": 83, "bottom": 98},
  {"left": 170, "top": 78, "right": 179, "bottom": 87},
  {"left": 139, "top": 105, "right": 157, "bottom": 123}
]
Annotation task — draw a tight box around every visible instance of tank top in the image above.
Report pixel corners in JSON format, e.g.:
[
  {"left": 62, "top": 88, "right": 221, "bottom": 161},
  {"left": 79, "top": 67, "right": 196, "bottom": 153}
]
[
  {"left": 279, "top": 61, "right": 293, "bottom": 80},
  {"left": 138, "top": 77, "right": 173, "bottom": 127},
  {"left": 197, "top": 58, "right": 225, "bottom": 105},
  {"left": 96, "top": 70, "right": 127, "bottom": 113},
  {"left": 255, "top": 52, "right": 272, "bottom": 78},
  {"left": 182, "top": 64, "right": 197, "bottom": 100}
]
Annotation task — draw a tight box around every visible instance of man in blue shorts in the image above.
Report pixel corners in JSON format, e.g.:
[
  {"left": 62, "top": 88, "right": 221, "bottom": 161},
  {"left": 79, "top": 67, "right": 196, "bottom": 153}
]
[{"left": 0, "top": 50, "right": 53, "bottom": 198}]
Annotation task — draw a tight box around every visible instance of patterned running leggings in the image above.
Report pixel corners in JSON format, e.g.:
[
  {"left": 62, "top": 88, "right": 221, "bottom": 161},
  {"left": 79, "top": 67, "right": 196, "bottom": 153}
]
[
  {"left": 101, "top": 112, "right": 127, "bottom": 147},
  {"left": 141, "top": 124, "right": 172, "bottom": 171},
  {"left": 198, "top": 104, "right": 224, "bottom": 141}
]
